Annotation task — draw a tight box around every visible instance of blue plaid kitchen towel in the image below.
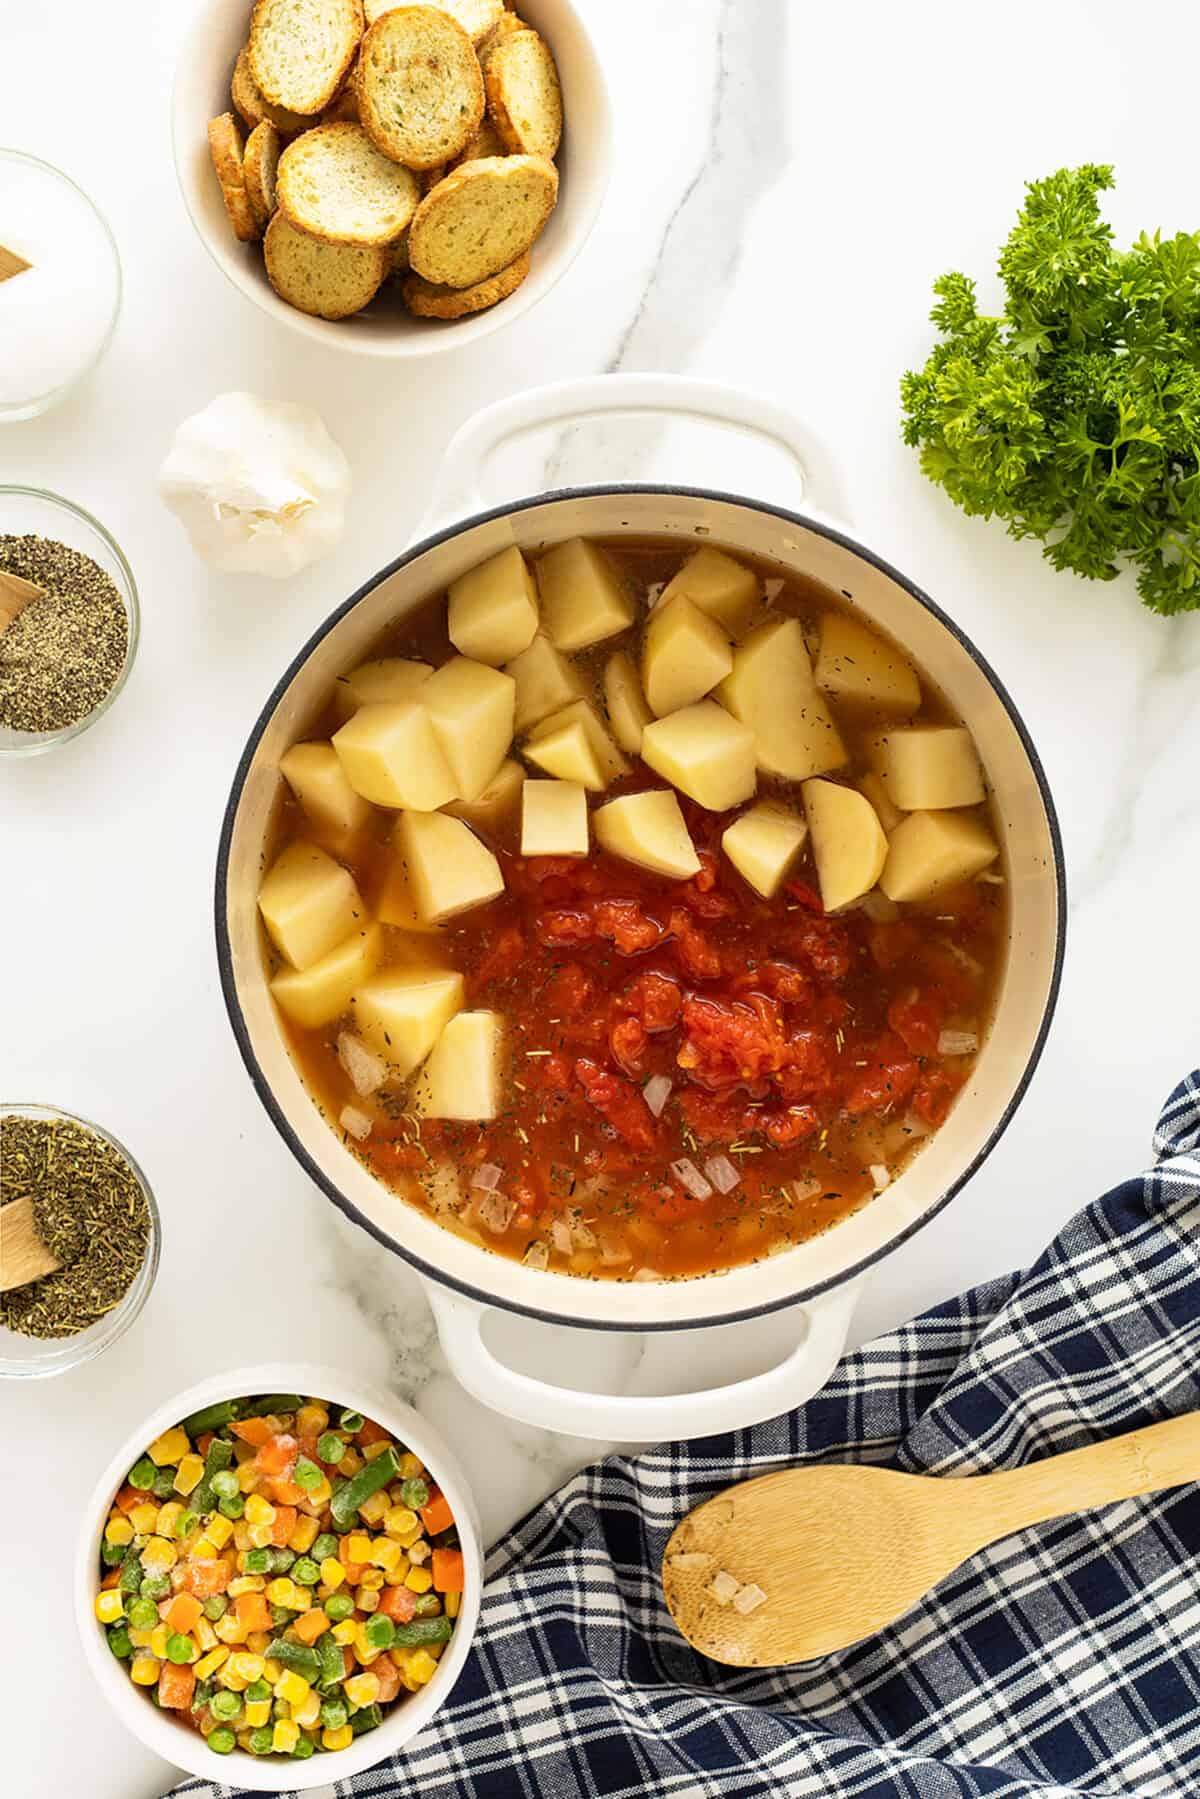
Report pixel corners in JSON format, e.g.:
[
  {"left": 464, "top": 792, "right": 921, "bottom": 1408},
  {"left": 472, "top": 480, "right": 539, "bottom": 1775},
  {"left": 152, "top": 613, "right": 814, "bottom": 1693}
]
[{"left": 170, "top": 1072, "right": 1200, "bottom": 1799}]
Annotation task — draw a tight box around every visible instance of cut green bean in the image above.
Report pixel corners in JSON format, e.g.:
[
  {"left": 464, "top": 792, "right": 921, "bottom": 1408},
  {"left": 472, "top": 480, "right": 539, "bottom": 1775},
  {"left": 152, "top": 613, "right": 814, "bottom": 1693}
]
[
  {"left": 265, "top": 1639, "right": 321, "bottom": 1679},
  {"left": 390, "top": 1616, "right": 454, "bottom": 1647},
  {"left": 330, "top": 1445, "right": 400, "bottom": 1529},
  {"left": 320, "top": 1697, "right": 348, "bottom": 1731},
  {"left": 203, "top": 1595, "right": 227, "bottom": 1621},
  {"left": 255, "top": 1393, "right": 304, "bottom": 1415},
  {"left": 182, "top": 1399, "right": 239, "bottom": 1435},
  {"left": 118, "top": 1549, "right": 143, "bottom": 1596},
  {"left": 317, "top": 1632, "right": 345, "bottom": 1689}
]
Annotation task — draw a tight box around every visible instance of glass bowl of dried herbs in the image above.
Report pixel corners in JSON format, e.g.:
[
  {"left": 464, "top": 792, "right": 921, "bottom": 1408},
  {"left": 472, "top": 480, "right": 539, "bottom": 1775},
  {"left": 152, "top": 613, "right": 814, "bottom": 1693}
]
[
  {"left": 0, "top": 1104, "right": 160, "bottom": 1377},
  {"left": 0, "top": 488, "right": 139, "bottom": 756}
]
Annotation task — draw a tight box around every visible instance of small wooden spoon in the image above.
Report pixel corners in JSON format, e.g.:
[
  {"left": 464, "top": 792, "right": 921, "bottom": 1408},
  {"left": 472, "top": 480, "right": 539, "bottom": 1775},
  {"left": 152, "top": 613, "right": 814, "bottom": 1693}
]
[
  {"left": 0, "top": 243, "right": 31, "bottom": 284},
  {"left": 0, "top": 570, "right": 42, "bottom": 632},
  {"left": 663, "top": 1414, "right": 1200, "bottom": 1666},
  {"left": 0, "top": 1194, "right": 60, "bottom": 1291}
]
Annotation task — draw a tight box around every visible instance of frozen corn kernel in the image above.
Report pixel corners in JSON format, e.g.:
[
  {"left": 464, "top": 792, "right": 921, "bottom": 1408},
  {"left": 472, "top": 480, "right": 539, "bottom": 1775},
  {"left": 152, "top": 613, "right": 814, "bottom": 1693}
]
[
  {"left": 296, "top": 1403, "right": 329, "bottom": 1436},
  {"left": 322, "top": 1724, "right": 354, "bottom": 1752},
  {"left": 292, "top": 1688, "right": 322, "bottom": 1728},
  {"left": 155, "top": 1501, "right": 184, "bottom": 1537},
  {"left": 371, "top": 1538, "right": 404, "bottom": 1573},
  {"left": 246, "top": 1629, "right": 271, "bottom": 1655},
  {"left": 358, "top": 1568, "right": 385, "bottom": 1592},
  {"left": 244, "top": 1494, "right": 275, "bottom": 1527},
  {"left": 141, "top": 1536, "right": 178, "bottom": 1574},
  {"left": 127, "top": 1628, "right": 153, "bottom": 1650},
  {"left": 246, "top": 1522, "right": 274, "bottom": 1549},
  {"left": 130, "top": 1654, "right": 161, "bottom": 1686},
  {"left": 191, "top": 1535, "right": 218, "bottom": 1561},
  {"left": 362, "top": 1440, "right": 393, "bottom": 1462},
  {"left": 213, "top": 1614, "right": 247, "bottom": 1645},
  {"left": 230, "top": 1651, "right": 265, "bottom": 1683},
  {"left": 288, "top": 1514, "right": 320, "bottom": 1554},
  {"left": 407, "top": 1649, "right": 439, "bottom": 1685},
  {"left": 244, "top": 1698, "right": 270, "bottom": 1729},
  {"left": 174, "top": 1453, "right": 205, "bottom": 1496},
  {"left": 398, "top": 1452, "right": 424, "bottom": 1480},
  {"left": 263, "top": 1657, "right": 284, "bottom": 1682},
  {"left": 320, "top": 1557, "right": 345, "bottom": 1589},
  {"left": 195, "top": 1617, "right": 218, "bottom": 1652},
  {"left": 357, "top": 1587, "right": 379, "bottom": 1614},
  {"left": 358, "top": 1489, "right": 390, "bottom": 1524},
  {"left": 128, "top": 1503, "right": 159, "bottom": 1536},
  {"left": 149, "top": 1624, "right": 170, "bottom": 1661},
  {"left": 265, "top": 1577, "right": 298, "bottom": 1608},
  {"left": 148, "top": 1426, "right": 190, "bottom": 1466},
  {"left": 229, "top": 1575, "right": 266, "bottom": 1597},
  {"left": 274, "top": 1669, "right": 311, "bottom": 1706},
  {"left": 104, "top": 1516, "right": 134, "bottom": 1547},
  {"left": 94, "top": 1589, "right": 124, "bottom": 1624},
  {"left": 273, "top": 1719, "right": 300, "bottom": 1754},
  {"left": 237, "top": 1462, "right": 260, "bottom": 1495},
  {"left": 445, "top": 1590, "right": 461, "bottom": 1619},
  {"left": 195, "top": 1644, "right": 229, "bottom": 1679},
  {"left": 345, "top": 1671, "right": 380, "bottom": 1708},
  {"left": 384, "top": 1506, "right": 419, "bottom": 1538},
  {"left": 345, "top": 1534, "right": 372, "bottom": 1564},
  {"left": 405, "top": 1565, "right": 433, "bottom": 1594},
  {"left": 331, "top": 1619, "right": 357, "bottom": 1646},
  {"left": 407, "top": 1538, "right": 430, "bottom": 1566},
  {"left": 206, "top": 1515, "right": 235, "bottom": 1550}
]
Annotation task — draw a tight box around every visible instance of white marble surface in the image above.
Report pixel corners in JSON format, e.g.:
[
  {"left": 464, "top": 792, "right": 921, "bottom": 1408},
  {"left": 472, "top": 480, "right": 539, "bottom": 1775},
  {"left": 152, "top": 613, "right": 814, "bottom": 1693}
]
[{"left": 4, "top": 2, "right": 1200, "bottom": 1795}]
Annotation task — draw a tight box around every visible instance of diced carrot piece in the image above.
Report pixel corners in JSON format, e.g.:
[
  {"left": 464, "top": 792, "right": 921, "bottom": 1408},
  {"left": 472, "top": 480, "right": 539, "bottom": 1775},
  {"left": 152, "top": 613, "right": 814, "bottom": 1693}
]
[
  {"left": 431, "top": 1548, "right": 464, "bottom": 1593},
  {"left": 270, "top": 1505, "right": 298, "bottom": 1548},
  {"left": 268, "top": 1477, "right": 304, "bottom": 1507},
  {"left": 114, "top": 1486, "right": 142, "bottom": 1515},
  {"left": 195, "top": 1432, "right": 214, "bottom": 1458},
  {"left": 339, "top": 1535, "right": 363, "bottom": 1565},
  {"left": 230, "top": 1417, "right": 272, "bottom": 1447},
  {"left": 292, "top": 1608, "right": 329, "bottom": 1644},
  {"left": 157, "top": 1660, "right": 196, "bottom": 1710},
  {"left": 166, "top": 1593, "right": 203, "bottom": 1633},
  {"left": 255, "top": 1433, "right": 298, "bottom": 1478},
  {"left": 101, "top": 1568, "right": 121, "bottom": 1590},
  {"left": 341, "top": 1562, "right": 365, "bottom": 1585},
  {"left": 342, "top": 1647, "right": 356, "bottom": 1678},
  {"left": 235, "top": 1591, "right": 272, "bottom": 1634},
  {"left": 355, "top": 1418, "right": 390, "bottom": 1447},
  {"left": 419, "top": 1493, "right": 454, "bottom": 1536},
  {"left": 374, "top": 1657, "right": 401, "bottom": 1703},
  {"left": 297, "top": 1433, "right": 321, "bottom": 1462},
  {"left": 179, "top": 1559, "right": 230, "bottom": 1598},
  {"left": 378, "top": 1584, "right": 417, "bottom": 1622}
]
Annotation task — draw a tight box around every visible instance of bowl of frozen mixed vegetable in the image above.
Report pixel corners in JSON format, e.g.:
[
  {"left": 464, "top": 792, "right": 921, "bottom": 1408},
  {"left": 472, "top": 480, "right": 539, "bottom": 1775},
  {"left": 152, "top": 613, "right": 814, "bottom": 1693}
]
[{"left": 75, "top": 1364, "right": 482, "bottom": 1786}]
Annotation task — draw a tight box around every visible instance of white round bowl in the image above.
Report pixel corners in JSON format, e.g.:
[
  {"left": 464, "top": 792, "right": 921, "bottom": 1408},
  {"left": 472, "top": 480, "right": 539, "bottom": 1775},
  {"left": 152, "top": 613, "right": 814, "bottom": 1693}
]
[
  {"left": 75, "top": 1362, "right": 483, "bottom": 1790},
  {"left": 171, "top": 0, "right": 611, "bottom": 357}
]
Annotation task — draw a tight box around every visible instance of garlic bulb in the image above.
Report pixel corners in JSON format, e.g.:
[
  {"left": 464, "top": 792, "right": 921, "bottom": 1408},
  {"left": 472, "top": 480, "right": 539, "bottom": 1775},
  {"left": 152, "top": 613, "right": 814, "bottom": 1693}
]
[{"left": 158, "top": 391, "right": 351, "bottom": 578}]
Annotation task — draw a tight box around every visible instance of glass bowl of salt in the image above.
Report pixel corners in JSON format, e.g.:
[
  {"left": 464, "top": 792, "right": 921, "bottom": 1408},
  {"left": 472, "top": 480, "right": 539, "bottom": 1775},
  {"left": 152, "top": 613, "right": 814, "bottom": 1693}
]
[{"left": 0, "top": 150, "right": 122, "bottom": 422}]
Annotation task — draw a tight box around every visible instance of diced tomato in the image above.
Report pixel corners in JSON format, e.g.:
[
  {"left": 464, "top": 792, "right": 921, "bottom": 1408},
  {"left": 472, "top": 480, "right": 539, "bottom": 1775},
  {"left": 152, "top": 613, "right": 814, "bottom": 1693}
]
[
  {"left": 675, "top": 1084, "right": 746, "bottom": 1144},
  {"left": 844, "top": 1033, "right": 920, "bottom": 1116},
  {"left": 762, "top": 1106, "right": 820, "bottom": 1148},
  {"left": 593, "top": 899, "right": 667, "bottom": 955},
  {"left": 470, "top": 923, "right": 525, "bottom": 992},
  {"left": 668, "top": 908, "right": 723, "bottom": 981},
  {"left": 156, "top": 1661, "right": 195, "bottom": 1710},
  {"left": 747, "top": 959, "right": 810, "bottom": 1003},
  {"left": 254, "top": 1433, "right": 297, "bottom": 1478},
  {"left": 608, "top": 1014, "right": 648, "bottom": 1078},
  {"left": 784, "top": 879, "right": 825, "bottom": 914},
  {"left": 888, "top": 988, "right": 945, "bottom": 1059},
  {"left": 230, "top": 1416, "right": 272, "bottom": 1447},
  {"left": 674, "top": 851, "right": 738, "bottom": 919},
  {"left": 913, "top": 1065, "right": 963, "bottom": 1126},
  {"left": 378, "top": 1583, "right": 418, "bottom": 1622},
  {"left": 868, "top": 920, "right": 921, "bottom": 971},
  {"left": 179, "top": 1559, "right": 230, "bottom": 1598},
  {"left": 785, "top": 915, "right": 852, "bottom": 982},
  {"left": 677, "top": 996, "right": 788, "bottom": 1091},
  {"left": 536, "top": 908, "right": 594, "bottom": 947},
  {"left": 419, "top": 1491, "right": 455, "bottom": 1537},
  {"left": 432, "top": 1547, "right": 465, "bottom": 1592},
  {"left": 622, "top": 969, "right": 682, "bottom": 1033},
  {"left": 542, "top": 961, "right": 596, "bottom": 1016},
  {"left": 574, "top": 1059, "right": 657, "bottom": 1150}
]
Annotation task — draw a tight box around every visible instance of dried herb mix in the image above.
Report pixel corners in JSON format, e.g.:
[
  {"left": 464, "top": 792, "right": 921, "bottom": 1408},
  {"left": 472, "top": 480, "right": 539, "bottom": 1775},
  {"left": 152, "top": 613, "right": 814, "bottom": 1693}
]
[
  {"left": 0, "top": 534, "right": 127, "bottom": 734},
  {"left": 0, "top": 1114, "right": 150, "bottom": 1339}
]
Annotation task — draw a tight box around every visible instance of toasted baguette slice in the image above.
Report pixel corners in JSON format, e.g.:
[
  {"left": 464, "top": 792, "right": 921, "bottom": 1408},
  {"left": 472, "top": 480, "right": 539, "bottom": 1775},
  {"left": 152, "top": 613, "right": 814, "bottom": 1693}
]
[
  {"left": 208, "top": 113, "right": 262, "bottom": 243},
  {"left": 249, "top": 0, "right": 363, "bottom": 116},
  {"left": 366, "top": 0, "right": 502, "bottom": 35},
  {"left": 264, "top": 211, "right": 388, "bottom": 317},
  {"left": 485, "top": 28, "right": 561, "bottom": 158},
  {"left": 358, "top": 7, "right": 485, "bottom": 170},
  {"left": 401, "top": 249, "right": 529, "bottom": 316},
  {"left": 244, "top": 122, "right": 282, "bottom": 227},
  {"left": 277, "top": 122, "right": 420, "bottom": 246},
  {"left": 321, "top": 58, "right": 361, "bottom": 123},
  {"left": 452, "top": 117, "right": 505, "bottom": 165},
  {"left": 478, "top": 10, "right": 526, "bottom": 67},
  {"left": 388, "top": 225, "right": 411, "bottom": 274},
  {"left": 408, "top": 153, "right": 556, "bottom": 287},
  {"left": 232, "top": 46, "right": 317, "bottom": 136}
]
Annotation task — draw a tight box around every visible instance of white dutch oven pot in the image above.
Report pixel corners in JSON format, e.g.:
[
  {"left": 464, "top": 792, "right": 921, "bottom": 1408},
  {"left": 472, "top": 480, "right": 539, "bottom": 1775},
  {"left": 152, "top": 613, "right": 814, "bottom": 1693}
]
[{"left": 217, "top": 375, "right": 1065, "bottom": 1443}]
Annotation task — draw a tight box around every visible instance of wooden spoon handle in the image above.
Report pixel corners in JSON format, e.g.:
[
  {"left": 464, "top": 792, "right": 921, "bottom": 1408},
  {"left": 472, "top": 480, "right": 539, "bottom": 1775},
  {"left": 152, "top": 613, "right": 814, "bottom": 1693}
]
[
  {"left": 962, "top": 1414, "right": 1200, "bottom": 1548},
  {"left": 0, "top": 570, "right": 42, "bottom": 631},
  {"left": 0, "top": 1194, "right": 59, "bottom": 1291}
]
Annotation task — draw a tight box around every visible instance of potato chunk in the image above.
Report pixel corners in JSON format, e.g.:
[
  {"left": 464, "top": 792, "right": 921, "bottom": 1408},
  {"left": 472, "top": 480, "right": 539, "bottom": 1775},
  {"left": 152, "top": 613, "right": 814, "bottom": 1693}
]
[
  {"left": 506, "top": 632, "right": 585, "bottom": 732},
  {"left": 660, "top": 546, "right": 762, "bottom": 636},
  {"left": 717, "top": 617, "right": 847, "bottom": 780},
  {"left": 875, "top": 726, "right": 985, "bottom": 810},
  {"left": 721, "top": 801, "right": 807, "bottom": 898},
  {"left": 279, "top": 741, "right": 372, "bottom": 838},
  {"left": 270, "top": 922, "right": 381, "bottom": 1028},
  {"left": 353, "top": 969, "right": 465, "bottom": 1075},
  {"left": 395, "top": 810, "right": 505, "bottom": 921},
  {"left": 535, "top": 537, "right": 635, "bottom": 651},
  {"left": 444, "top": 757, "right": 524, "bottom": 831},
  {"left": 641, "top": 593, "right": 733, "bottom": 717},
  {"left": 880, "top": 810, "right": 999, "bottom": 902},
  {"left": 603, "top": 650, "right": 653, "bottom": 753},
  {"left": 641, "top": 701, "right": 756, "bottom": 811},
  {"left": 332, "top": 703, "right": 457, "bottom": 810},
  {"left": 594, "top": 790, "right": 699, "bottom": 880},
  {"left": 258, "top": 843, "right": 366, "bottom": 971},
  {"left": 857, "top": 770, "right": 904, "bottom": 834},
  {"left": 521, "top": 779, "right": 589, "bottom": 857},
  {"left": 421, "top": 656, "right": 516, "bottom": 802},
  {"left": 377, "top": 860, "right": 443, "bottom": 933},
  {"left": 522, "top": 719, "right": 605, "bottom": 789},
  {"left": 411, "top": 1011, "right": 504, "bottom": 1121},
  {"left": 527, "top": 698, "right": 627, "bottom": 783},
  {"left": 448, "top": 545, "right": 539, "bottom": 666},
  {"left": 332, "top": 657, "right": 433, "bottom": 722},
  {"left": 815, "top": 613, "right": 921, "bottom": 714},
  {"left": 803, "top": 779, "right": 889, "bottom": 912}
]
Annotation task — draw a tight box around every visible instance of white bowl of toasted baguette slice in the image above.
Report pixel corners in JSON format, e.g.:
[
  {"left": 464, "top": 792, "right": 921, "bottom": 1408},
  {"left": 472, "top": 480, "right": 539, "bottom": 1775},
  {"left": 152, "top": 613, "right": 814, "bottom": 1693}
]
[{"left": 172, "top": 0, "right": 610, "bottom": 354}]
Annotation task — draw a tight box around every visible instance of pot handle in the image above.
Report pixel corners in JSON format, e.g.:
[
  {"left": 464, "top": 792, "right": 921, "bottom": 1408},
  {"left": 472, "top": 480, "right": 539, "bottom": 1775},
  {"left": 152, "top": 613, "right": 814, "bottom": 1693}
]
[
  {"left": 419, "top": 373, "right": 852, "bottom": 538},
  {"left": 425, "top": 1277, "right": 864, "bottom": 1444}
]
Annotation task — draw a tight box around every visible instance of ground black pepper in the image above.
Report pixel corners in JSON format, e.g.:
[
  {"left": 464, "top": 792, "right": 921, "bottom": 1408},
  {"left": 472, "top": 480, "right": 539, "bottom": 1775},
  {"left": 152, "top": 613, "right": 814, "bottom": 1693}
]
[
  {"left": 0, "top": 534, "right": 127, "bottom": 733},
  {"left": 0, "top": 1114, "right": 151, "bottom": 1339}
]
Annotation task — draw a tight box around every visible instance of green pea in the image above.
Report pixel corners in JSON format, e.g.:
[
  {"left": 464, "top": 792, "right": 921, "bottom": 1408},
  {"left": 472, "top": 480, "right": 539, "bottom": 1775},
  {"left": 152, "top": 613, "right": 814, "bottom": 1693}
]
[
  {"left": 248, "top": 1726, "right": 275, "bottom": 1755},
  {"left": 218, "top": 1493, "right": 244, "bottom": 1520},
  {"left": 209, "top": 1690, "right": 242, "bottom": 1722},
  {"left": 292, "top": 1557, "right": 320, "bottom": 1585},
  {"left": 191, "top": 1679, "right": 214, "bottom": 1714},
  {"left": 100, "top": 1538, "right": 125, "bottom": 1567},
  {"left": 351, "top": 1702, "right": 383, "bottom": 1736},
  {"left": 202, "top": 1594, "right": 228, "bottom": 1621},
  {"left": 153, "top": 1469, "right": 177, "bottom": 1499},
  {"left": 175, "top": 1510, "right": 199, "bottom": 1540},
  {"left": 140, "top": 1574, "right": 171, "bottom": 1601},
  {"left": 270, "top": 1547, "right": 296, "bottom": 1573},
  {"left": 320, "top": 1698, "right": 348, "bottom": 1731},
  {"left": 338, "top": 1409, "right": 365, "bottom": 1434},
  {"left": 325, "top": 1593, "right": 354, "bottom": 1623},
  {"left": 127, "top": 1456, "right": 157, "bottom": 1491},
  {"left": 294, "top": 1456, "right": 322, "bottom": 1491},
  {"left": 207, "top": 1727, "right": 236, "bottom": 1756},
  {"left": 291, "top": 1735, "right": 316, "bottom": 1760},
  {"left": 210, "top": 1468, "right": 239, "bottom": 1501},
  {"left": 414, "top": 1592, "right": 441, "bottom": 1616},
  {"left": 107, "top": 1626, "right": 132, "bottom": 1659},
  {"left": 400, "top": 1476, "right": 430, "bottom": 1510},
  {"left": 243, "top": 1548, "right": 272, "bottom": 1574},
  {"left": 270, "top": 1604, "right": 295, "bottom": 1627},
  {"left": 127, "top": 1597, "right": 159, "bottom": 1631},
  {"left": 166, "top": 1634, "right": 197, "bottom": 1665},
  {"left": 311, "top": 1532, "right": 338, "bottom": 1561},
  {"left": 363, "top": 1614, "right": 394, "bottom": 1650},
  {"left": 317, "top": 1433, "right": 345, "bottom": 1465},
  {"left": 245, "top": 1678, "right": 272, "bottom": 1704}
]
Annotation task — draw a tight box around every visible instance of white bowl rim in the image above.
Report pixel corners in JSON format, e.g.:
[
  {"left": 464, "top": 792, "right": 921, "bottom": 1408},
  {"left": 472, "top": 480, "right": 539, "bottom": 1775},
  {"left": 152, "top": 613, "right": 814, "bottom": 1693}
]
[
  {"left": 75, "top": 1360, "right": 483, "bottom": 1791},
  {"left": 169, "top": 0, "right": 612, "bottom": 359},
  {"left": 214, "top": 485, "right": 1068, "bottom": 1335}
]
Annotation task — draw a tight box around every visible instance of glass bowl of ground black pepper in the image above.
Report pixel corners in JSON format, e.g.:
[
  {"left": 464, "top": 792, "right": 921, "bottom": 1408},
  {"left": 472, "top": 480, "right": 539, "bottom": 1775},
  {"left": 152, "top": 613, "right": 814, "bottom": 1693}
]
[
  {"left": 0, "top": 488, "right": 138, "bottom": 756},
  {"left": 0, "top": 1105, "right": 159, "bottom": 1377}
]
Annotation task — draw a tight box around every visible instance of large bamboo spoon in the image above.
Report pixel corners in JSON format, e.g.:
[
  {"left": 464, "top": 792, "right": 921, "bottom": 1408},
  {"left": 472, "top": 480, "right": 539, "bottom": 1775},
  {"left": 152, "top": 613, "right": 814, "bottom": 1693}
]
[
  {"left": 663, "top": 1415, "right": 1200, "bottom": 1666},
  {"left": 0, "top": 1195, "right": 60, "bottom": 1292},
  {"left": 0, "top": 569, "right": 42, "bottom": 632}
]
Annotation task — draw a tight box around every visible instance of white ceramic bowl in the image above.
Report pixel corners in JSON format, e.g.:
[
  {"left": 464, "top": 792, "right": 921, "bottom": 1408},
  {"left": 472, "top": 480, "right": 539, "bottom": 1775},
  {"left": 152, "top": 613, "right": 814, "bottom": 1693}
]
[
  {"left": 171, "top": 0, "right": 611, "bottom": 357},
  {"left": 75, "top": 1362, "right": 483, "bottom": 1790}
]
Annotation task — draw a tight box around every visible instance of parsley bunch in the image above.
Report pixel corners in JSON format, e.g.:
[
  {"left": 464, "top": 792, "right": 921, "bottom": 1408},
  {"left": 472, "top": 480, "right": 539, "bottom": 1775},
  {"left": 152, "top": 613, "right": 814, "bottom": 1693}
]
[{"left": 901, "top": 165, "right": 1200, "bottom": 615}]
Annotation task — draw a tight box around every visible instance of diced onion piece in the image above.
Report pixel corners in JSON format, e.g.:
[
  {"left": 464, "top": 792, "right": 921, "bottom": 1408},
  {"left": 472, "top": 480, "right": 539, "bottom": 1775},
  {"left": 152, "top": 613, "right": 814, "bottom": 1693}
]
[
  {"left": 566, "top": 1209, "right": 597, "bottom": 1249},
  {"left": 938, "top": 1029, "right": 979, "bottom": 1057},
  {"left": 704, "top": 1154, "right": 741, "bottom": 1195},
  {"left": 732, "top": 1582, "right": 768, "bottom": 1615},
  {"left": 336, "top": 1031, "right": 388, "bottom": 1098},
  {"left": 708, "top": 1570, "right": 740, "bottom": 1605},
  {"left": 476, "top": 1191, "right": 516, "bottom": 1235},
  {"left": 667, "top": 1551, "right": 711, "bottom": 1571},
  {"left": 339, "top": 1104, "right": 372, "bottom": 1141},
  {"left": 471, "top": 1162, "right": 503, "bottom": 1191},
  {"left": 643, "top": 1074, "right": 673, "bottom": 1118},
  {"left": 600, "top": 1240, "right": 632, "bottom": 1265},
  {"left": 792, "top": 1176, "right": 822, "bottom": 1202},
  {"left": 900, "top": 1110, "right": 932, "bottom": 1139},
  {"left": 426, "top": 1163, "right": 465, "bottom": 1216},
  {"left": 869, "top": 1163, "right": 891, "bottom": 1193},
  {"left": 633, "top": 1267, "right": 660, "bottom": 1282},
  {"left": 550, "top": 1217, "right": 573, "bottom": 1255},
  {"left": 522, "top": 1241, "right": 550, "bottom": 1271},
  {"left": 671, "top": 1157, "right": 714, "bottom": 1200}
]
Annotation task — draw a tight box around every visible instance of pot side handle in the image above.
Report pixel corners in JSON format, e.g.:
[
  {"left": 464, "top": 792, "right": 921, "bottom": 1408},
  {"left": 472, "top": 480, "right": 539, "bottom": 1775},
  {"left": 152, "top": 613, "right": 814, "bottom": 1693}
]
[
  {"left": 419, "top": 373, "right": 852, "bottom": 540},
  {"left": 424, "top": 1278, "right": 864, "bottom": 1445}
]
